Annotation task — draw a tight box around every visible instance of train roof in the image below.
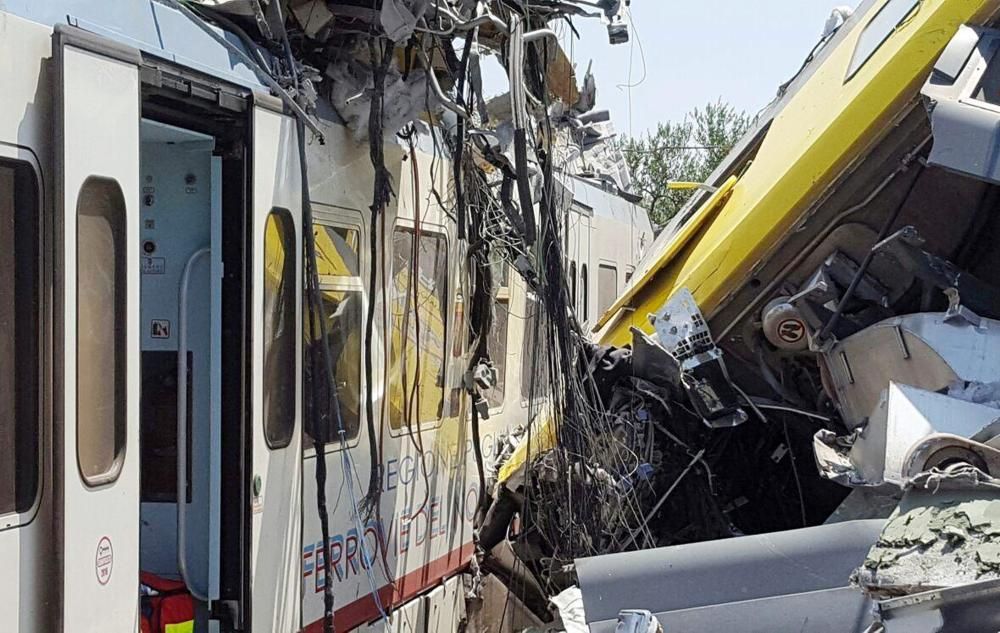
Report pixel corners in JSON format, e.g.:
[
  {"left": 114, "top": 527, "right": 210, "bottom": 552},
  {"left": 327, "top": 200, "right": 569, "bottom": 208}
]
[{"left": 6, "top": 0, "right": 267, "bottom": 91}]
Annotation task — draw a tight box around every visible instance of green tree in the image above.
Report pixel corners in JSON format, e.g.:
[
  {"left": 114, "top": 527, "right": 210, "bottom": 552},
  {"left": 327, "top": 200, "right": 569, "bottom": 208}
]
[{"left": 622, "top": 101, "right": 751, "bottom": 227}]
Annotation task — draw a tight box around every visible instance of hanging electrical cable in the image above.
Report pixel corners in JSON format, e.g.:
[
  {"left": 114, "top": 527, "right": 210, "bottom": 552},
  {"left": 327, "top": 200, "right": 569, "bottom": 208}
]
[{"left": 361, "top": 36, "right": 397, "bottom": 521}]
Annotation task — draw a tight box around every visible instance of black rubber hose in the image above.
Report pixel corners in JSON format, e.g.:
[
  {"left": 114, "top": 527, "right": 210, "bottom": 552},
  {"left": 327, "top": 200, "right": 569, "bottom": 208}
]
[{"left": 513, "top": 128, "right": 537, "bottom": 245}]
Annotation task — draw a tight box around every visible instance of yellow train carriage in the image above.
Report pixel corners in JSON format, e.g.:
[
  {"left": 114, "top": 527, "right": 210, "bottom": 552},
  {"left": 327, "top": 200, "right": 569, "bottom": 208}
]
[{"left": 597, "top": 0, "right": 1000, "bottom": 347}]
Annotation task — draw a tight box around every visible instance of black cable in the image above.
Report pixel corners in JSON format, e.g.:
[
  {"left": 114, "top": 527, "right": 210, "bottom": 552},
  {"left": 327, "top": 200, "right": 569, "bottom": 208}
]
[
  {"left": 274, "top": 3, "right": 335, "bottom": 626},
  {"left": 361, "top": 37, "right": 395, "bottom": 519},
  {"left": 299, "top": 120, "right": 336, "bottom": 633}
]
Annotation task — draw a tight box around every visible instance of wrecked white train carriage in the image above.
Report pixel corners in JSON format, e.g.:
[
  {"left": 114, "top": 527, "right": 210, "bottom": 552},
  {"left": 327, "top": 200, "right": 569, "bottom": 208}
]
[
  {"left": 569, "top": 0, "right": 1000, "bottom": 631},
  {"left": 0, "top": 1, "right": 649, "bottom": 632}
]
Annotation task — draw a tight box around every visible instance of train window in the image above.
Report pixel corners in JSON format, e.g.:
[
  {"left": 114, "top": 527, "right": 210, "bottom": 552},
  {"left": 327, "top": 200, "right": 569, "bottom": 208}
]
[
  {"left": 581, "top": 264, "right": 589, "bottom": 322},
  {"left": 520, "top": 293, "right": 551, "bottom": 401},
  {"left": 486, "top": 264, "right": 510, "bottom": 409},
  {"left": 388, "top": 228, "right": 449, "bottom": 430},
  {"left": 569, "top": 261, "right": 577, "bottom": 311},
  {"left": 445, "top": 290, "right": 465, "bottom": 418},
  {"left": 304, "top": 225, "right": 363, "bottom": 445},
  {"left": 0, "top": 160, "right": 39, "bottom": 516},
  {"left": 314, "top": 224, "right": 360, "bottom": 278},
  {"left": 77, "top": 177, "right": 127, "bottom": 485},
  {"left": 847, "top": 0, "right": 920, "bottom": 80},
  {"left": 263, "top": 209, "right": 297, "bottom": 449},
  {"left": 598, "top": 263, "right": 618, "bottom": 317}
]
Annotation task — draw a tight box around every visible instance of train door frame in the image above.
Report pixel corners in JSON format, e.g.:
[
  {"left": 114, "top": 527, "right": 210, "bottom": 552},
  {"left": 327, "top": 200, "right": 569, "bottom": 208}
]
[
  {"left": 130, "top": 40, "right": 259, "bottom": 630},
  {"left": 247, "top": 94, "right": 304, "bottom": 633}
]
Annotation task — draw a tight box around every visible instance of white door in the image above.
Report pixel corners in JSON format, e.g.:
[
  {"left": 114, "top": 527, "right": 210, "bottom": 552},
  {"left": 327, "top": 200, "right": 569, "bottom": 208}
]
[
  {"left": 250, "top": 101, "right": 303, "bottom": 632},
  {"left": 54, "top": 27, "right": 141, "bottom": 631}
]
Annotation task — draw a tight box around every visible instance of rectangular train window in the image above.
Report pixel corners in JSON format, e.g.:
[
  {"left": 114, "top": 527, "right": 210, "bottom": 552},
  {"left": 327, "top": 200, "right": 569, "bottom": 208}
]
[
  {"left": 486, "top": 263, "right": 510, "bottom": 409},
  {"left": 0, "top": 159, "right": 39, "bottom": 517},
  {"left": 569, "top": 261, "right": 577, "bottom": 312},
  {"left": 445, "top": 290, "right": 465, "bottom": 419},
  {"left": 520, "top": 293, "right": 551, "bottom": 402},
  {"left": 263, "top": 209, "right": 297, "bottom": 449},
  {"left": 598, "top": 263, "right": 618, "bottom": 317},
  {"left": 846, "top": 0, "right": 920, "bottom": 80},
  {"left": 304, "top": 224, "right": 363, "bottom": 444},
  {"left": 77, "top": 177, "right": 126, "bottom": 486},
  {"left": 388, "top": 228, "right": 449, "bottom": 430}
]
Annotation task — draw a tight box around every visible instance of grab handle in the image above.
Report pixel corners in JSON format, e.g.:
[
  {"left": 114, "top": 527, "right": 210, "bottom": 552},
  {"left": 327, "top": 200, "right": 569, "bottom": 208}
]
[{"left": 178, "top": 247, "right": 210, "bottom": 601}]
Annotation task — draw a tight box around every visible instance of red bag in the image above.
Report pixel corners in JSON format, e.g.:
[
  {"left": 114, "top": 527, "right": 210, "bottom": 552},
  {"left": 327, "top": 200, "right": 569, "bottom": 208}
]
[{"left": 140, "top": 572, "right": 195, "bottom": 633}]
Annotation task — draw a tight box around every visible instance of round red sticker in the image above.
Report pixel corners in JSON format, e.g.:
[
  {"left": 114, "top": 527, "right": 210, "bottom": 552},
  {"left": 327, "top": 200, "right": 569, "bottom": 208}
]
[{"left": 95, "top": 536, "right": 113, "bottom": 585}]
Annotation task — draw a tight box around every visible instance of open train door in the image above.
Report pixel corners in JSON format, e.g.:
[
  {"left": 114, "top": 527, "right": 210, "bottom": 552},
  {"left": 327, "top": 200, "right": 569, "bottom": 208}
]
[
  {"left": 53, "top": 26, "right": 142, "bottom": 631},
  {"left": 249, "top": 96, "right": 303, "bottom": 632}
]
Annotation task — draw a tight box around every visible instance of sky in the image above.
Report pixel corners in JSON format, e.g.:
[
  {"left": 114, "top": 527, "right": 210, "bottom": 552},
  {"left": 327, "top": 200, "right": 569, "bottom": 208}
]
[{"left": 559, "top": 1, "right": 859, "bottom": 139}]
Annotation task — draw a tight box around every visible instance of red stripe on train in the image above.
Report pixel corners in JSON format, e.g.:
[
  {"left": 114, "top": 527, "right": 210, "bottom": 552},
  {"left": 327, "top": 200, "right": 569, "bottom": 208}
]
[{"left": 302, "top": 542, "right": 475, "bottom": 632}]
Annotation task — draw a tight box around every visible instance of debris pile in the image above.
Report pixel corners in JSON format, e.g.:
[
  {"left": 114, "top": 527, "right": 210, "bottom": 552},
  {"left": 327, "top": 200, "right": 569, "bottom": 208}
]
[{"left": 483, "top": 325, "right": 849, "bottom": 596}]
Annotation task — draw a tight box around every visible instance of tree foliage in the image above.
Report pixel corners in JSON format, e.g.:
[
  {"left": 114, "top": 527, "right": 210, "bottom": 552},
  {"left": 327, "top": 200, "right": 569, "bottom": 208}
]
[{"left": 622, "top": 101, "right": 751, "bottom": 227}]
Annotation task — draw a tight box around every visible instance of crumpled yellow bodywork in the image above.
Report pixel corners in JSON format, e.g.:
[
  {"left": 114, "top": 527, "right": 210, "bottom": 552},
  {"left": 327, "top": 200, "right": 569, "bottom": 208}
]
[{"left": 597, "top": 0, "right": 1000, "bottom": 349}]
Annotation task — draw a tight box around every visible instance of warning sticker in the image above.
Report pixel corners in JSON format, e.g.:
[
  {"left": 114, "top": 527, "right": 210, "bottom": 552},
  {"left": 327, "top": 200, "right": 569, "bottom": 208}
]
[
  {"left": 151, "top": 320, "right": 171, "bottom": 339},
  {"left": 95, "top": 536, "right": 113, "bottom": 586},
  {"left": 142, "top": 257, "right": 166, "bottom": 275},
  {"left": 777, "top": 318, "right": 806, "bottom": 344}
]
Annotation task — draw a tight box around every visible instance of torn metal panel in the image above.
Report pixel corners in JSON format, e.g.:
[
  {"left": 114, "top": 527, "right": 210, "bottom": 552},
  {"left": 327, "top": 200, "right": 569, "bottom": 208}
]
[
  {"left": 187, "top": 0, "right": 257, "bottom": 16},
  {"left": 289, "top": 0, "right": 334, "bottom": 39},
  {"left": 380, "top": 0, "right": 429, "bottom": 42},
  {"left": 326, "top": 56, "right": 437, "bottom": 142},
  {"left": 651, "top": 288, "right": 746, "bottom": 428}
]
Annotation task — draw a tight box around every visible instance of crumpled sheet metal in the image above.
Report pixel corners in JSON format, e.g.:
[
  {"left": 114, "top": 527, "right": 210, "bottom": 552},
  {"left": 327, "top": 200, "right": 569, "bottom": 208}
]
[
  {"left": 949, "top": 379, "right": 1000, "bottom": 411},
  {"left": 496, "top": 402, "right": 557, "bottom": 490},
  {"left": 326, "top": 58, "right": 438, "bottom": 142},
  {"left": 380, "top": 0, "right": 429, "bottom": 42},
  {"left": 814, "top": 428, "right": 870, "bottom": 487},
  {"left": 549, "top": 586, "right": 588, "bottom": 633},
  {"left": 290, "top": 0, "right": 335, "bottom": 39}
]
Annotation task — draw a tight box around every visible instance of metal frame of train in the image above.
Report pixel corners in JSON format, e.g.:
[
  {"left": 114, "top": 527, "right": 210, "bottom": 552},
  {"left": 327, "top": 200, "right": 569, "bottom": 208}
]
[{"left": 0, "top": 3, "right": 652, "bottom": 632}]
